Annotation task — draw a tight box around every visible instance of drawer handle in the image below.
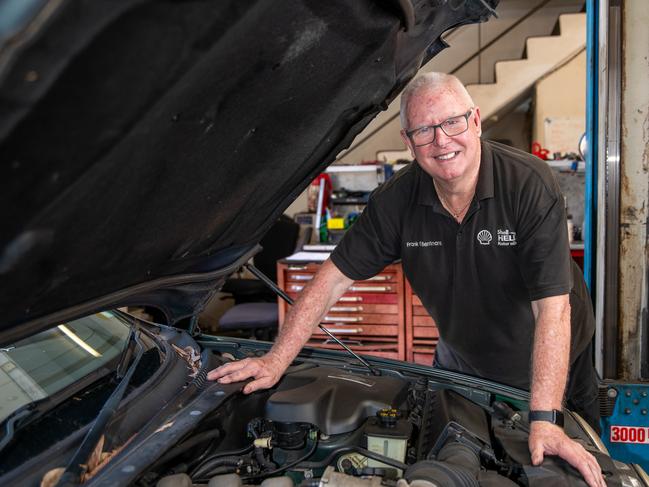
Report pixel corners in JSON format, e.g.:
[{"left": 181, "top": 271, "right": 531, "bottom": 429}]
[
  {"left": 338, "top": 296, "right": 362, "bottom": 303},
  {"left": 291, "top": 274, "right": 313, "bottom": 281},
  {"left": 349, "top": 285, "right": 390, "bottom": 292},
  {"left": 324, "top": 339, "right": 362, "bottom": 346},
  {"left": 323, "top": 316, "right": 363, "bottom": 322},
  {"left": 323, "top": 327, "right": 363, "bottom": 334},
  {"left": 367, "top": 275, "right": 391, "bottom": 281},
  {"left": 330, "top": 306, "right": 362, "bottom": 312},
  {"left": 289, "top": 285, "right": 304, "bottom": 292},
  {"left": 288, "top": 265, "right": 307, "bottom": 270}
]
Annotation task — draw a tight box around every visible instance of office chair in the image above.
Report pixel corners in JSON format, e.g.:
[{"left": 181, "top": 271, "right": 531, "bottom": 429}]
[{"left": 218, "top": 215, "right": 302, "bottom": 341}]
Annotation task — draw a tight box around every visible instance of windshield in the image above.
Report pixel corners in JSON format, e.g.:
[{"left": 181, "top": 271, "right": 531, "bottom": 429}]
[{"left": 0, "top": 311, "right": 131, "bottom": 422}]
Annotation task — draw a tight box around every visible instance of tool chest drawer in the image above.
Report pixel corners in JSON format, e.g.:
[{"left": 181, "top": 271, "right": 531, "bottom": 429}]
[
  {"left": 277, "top": 261, "right": 406, "bottom": 360},
  {"left": 405, "top": 280, "right": 439, "bottom": 365}
]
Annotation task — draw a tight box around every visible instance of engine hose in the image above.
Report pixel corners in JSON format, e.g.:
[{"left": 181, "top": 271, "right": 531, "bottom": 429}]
[
  {"left": 155, "top": 428, "right": 222, "bottom": 467},
  {"left": 188, "top": 438, "right": 218, "bottom": 470},
  {"left": 405, "top": 442, "right": 480, "bottom": 487},
  {"left": 189, "top": 444, "right": 254, "bottom": 477},
  {"left": 299, "top": 479, "right": 321, "bottom": 487},
  {"left": 191, "top": 455, "right": 245, "bottom": 480},
  {"left": 437, "top": 442, "right": 480, "bottom": 475},
  {"left": 255, "top": 447, "right": 276, "bottom": 471}
]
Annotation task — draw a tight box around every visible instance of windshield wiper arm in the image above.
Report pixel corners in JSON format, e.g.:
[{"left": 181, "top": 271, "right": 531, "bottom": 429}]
[
  {"left": 54, "top": 329, "right": 145, "bottom": 487},
  {"left": 0, "top": 407, "right": 33, "bottom": 451},
  {"left": 244, "top": 263, "right": 381, "bottom": 376}
]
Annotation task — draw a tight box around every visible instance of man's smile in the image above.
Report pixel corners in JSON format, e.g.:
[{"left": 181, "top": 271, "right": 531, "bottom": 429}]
[{"left": 433, "top": 150, "right": 461, "bottom": 161}]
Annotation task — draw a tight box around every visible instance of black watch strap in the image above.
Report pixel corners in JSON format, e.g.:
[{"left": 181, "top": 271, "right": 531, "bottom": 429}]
[{"left": 529, "top": 409, "right": 564, "bottom": 427}]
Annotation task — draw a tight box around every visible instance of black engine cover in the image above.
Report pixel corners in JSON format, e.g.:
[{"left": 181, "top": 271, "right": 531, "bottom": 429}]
[{"left": 265, "top": 367, "right": 408, "bottom": 435}]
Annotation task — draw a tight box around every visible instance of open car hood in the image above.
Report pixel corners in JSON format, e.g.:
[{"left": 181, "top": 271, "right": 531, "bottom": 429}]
[{"left": 0, "top": 0, "right": 497, "bottom": 339}]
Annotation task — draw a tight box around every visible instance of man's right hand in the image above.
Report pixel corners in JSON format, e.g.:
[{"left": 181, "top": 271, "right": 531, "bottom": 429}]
[{"left": 207, "top": 353, "right": 287, "bottom": 394}]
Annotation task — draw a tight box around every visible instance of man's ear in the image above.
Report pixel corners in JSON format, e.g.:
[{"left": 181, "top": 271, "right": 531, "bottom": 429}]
[
  {"left": 473, "top": 106, "right": 482, "bottom": 137},
  {"left": 400, "top": 129, "right": 416, "bottom": 159}
]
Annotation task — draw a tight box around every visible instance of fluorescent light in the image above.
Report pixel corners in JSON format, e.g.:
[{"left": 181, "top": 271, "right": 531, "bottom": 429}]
[{"left": 58, "top": 325, "right": 102, "bottom": 357}]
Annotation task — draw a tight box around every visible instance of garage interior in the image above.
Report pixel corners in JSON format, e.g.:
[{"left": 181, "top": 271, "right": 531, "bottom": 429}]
[
  {"left": 2, "top": 0, "right": 649, "bottom": 484},
  {"left": 195, "top": 0, "right": 649, "bottom": 470}
]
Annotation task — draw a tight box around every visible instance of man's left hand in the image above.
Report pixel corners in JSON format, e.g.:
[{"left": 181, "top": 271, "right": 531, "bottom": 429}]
[{"left": 529, "top": 421, "right": 607, "bottom": 487}]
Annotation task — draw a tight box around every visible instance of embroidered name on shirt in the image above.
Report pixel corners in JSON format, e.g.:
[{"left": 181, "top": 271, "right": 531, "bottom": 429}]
[
  {"left": 406, "top": 240, "right": 443, "bottom": 248},
  {"left": 497, "top": 229, "right": 517, "bottom": 246}
]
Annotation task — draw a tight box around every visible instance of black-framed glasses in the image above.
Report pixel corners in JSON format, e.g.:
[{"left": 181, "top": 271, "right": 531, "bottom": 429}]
[{"left": 406, "top": 108, "right": 474, "bottom": 147}]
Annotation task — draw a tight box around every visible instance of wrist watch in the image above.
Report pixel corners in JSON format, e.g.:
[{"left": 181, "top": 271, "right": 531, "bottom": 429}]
[{"left": 529, "top": 409, "right": 564, "bottom": 427}]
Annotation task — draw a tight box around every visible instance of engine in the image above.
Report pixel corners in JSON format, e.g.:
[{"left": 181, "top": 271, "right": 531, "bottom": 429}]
[{"left": 149, "top": 365, "right": 631, "bottom": 487}]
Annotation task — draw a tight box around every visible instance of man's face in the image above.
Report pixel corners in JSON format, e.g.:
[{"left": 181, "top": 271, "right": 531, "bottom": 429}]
[{"left": 400, "top": 86, "right": 482, "bottom": 183}]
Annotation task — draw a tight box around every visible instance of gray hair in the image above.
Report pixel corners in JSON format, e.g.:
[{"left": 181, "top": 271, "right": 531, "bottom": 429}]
[{"left": 399, "top": 72, "right": 474, "bottom": 129}]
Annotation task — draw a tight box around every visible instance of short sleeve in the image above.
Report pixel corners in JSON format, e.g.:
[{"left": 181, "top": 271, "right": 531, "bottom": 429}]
[
  {"left": 515, "top": 189, "right": 572, "bottom": 301},
  {"left": 330, "top": 193, "right": 401, "bottom": 280}
]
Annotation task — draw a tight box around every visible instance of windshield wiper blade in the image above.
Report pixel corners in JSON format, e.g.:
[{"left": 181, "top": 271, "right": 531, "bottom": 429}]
[
  {"left": 0, "top": 407, "right": 33, "bottom": 451},
  {"left": 0, "top": 394, "right": 57, "bottom": 453},
  {"left": 244, "top": 263, "right": 381, "bottom": 376},
  {"left": 54, "top": 330, "right": 145, "bottom": 487}
]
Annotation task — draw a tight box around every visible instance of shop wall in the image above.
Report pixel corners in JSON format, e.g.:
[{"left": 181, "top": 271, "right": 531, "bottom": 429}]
[{"left": 532, "top": 49, "right": 586, "bottom": 154}]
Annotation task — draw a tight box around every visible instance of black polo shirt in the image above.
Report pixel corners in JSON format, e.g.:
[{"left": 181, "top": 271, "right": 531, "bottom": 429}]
[{"left": 331, "top": 140, "right": 585, "bottom": 390}]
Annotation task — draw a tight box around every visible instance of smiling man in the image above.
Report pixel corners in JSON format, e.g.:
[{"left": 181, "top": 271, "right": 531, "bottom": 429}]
[{"left": 208, "top": 73, "right": 603, "bottom": 487}]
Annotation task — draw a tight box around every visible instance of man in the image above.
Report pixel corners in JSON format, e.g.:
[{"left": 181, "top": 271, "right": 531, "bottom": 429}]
[{"left": 208, "top": 73, "right": 604, "bottom": 487}]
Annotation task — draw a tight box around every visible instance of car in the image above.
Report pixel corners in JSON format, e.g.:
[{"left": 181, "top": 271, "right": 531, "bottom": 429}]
[{"left": 1, "top": 1, "right": 647, "bottom": 486}]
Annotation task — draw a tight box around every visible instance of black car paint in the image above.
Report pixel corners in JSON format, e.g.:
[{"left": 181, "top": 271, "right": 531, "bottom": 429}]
[{"left": 0, "top": 0, "right": 497, "bottom": 336}]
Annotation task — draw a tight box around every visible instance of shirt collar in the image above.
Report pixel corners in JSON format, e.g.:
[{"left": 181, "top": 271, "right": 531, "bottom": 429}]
[{"left": 415, "top": 139, "right": 495, "bottom": 207}]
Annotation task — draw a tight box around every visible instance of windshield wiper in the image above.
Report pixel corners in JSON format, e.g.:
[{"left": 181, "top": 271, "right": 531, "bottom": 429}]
[
  {"left": 0, "top": 405, "right": 40, "bottom": 451},
  {"left": 244, "top": 263, "right": 381, "bottom": 376},
  {"left": 54, "top": 329, "right": 145, "bottom": 487}
]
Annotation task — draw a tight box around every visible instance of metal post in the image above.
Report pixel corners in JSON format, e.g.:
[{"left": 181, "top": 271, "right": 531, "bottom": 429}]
[
  {"left": 593, "top": 0, "right": 622, "bottom": 380},
  {"left": 618, "top": 0, "right": 649, "bottom": 380},
  {"left": 583, "top": 0, "right": 597, "bottom": 294}
]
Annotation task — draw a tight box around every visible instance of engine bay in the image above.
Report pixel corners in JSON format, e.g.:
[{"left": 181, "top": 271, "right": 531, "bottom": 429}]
[{"left": 144, "top": 361, "right": 632, "bottom": 487}]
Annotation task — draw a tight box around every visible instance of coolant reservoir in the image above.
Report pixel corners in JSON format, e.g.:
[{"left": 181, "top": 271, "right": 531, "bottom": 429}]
[{"left": 365, "top": 408, "right": 412, "bottom": 472}]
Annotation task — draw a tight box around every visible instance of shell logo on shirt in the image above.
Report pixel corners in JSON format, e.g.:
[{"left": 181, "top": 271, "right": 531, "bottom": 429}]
[{"left": 477, "top": 230, "right": 492, "bottom": 245}]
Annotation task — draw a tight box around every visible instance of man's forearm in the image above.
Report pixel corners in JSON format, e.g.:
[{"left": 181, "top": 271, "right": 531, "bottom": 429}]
[
  {"left": 268, "top": 259, "right": 353, "bottom": 368},
  {"left": 530, "top": 295, "right": 571, "bottom": 410}
]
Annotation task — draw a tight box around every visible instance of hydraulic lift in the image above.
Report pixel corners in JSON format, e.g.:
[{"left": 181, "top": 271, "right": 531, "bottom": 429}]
[{"left": 584, "top": 0, "right": 649, "bottom": 470}]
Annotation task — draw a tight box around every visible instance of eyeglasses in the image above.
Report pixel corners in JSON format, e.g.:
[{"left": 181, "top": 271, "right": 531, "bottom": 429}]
[{"left": 406, "top": 108, "right": 474, "bottom": 147}]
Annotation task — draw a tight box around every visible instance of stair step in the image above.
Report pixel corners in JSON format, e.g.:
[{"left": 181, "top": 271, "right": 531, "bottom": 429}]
[
  {"left": 466, "top": 13, "right": 586, "bottom": 120},
  {"left": 526, "top": 33, "right": 583, "bottom": 63},
  {"left": 559, "top": 12, "right": 587, "bottom": 34},
  {"left": 494, "top": 58, "right": 553, "bottom": 85}
]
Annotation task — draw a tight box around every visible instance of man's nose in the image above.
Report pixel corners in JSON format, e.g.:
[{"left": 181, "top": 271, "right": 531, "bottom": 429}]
[{"left": 433, "top": 126, "right": 451, "bottom": 146}]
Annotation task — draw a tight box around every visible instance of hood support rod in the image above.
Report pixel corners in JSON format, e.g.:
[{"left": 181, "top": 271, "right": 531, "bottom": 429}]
[{"left": 244, "top": 263, "right": 380, "bottom": 376}]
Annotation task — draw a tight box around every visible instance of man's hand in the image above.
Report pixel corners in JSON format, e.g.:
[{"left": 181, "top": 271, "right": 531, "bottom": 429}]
[
  {"left": 207, "top": 353, "right": 287, "bottom": 394},
  {"left": 529, "top": 421, "right": 606, "bottom": 487}
]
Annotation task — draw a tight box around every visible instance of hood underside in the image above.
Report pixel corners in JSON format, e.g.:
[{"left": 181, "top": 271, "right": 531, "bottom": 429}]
[{"left": 0, "top": 0, "right": 496, "bottom": 337}]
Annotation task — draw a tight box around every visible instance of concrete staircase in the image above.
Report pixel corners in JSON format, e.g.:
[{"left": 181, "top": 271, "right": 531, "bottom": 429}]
[{"left": 468, "top": 13, "right": 586, "bottom": 122}]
